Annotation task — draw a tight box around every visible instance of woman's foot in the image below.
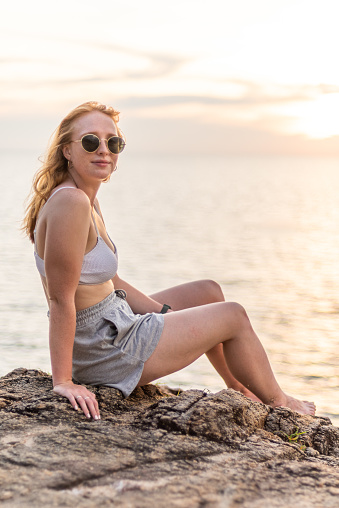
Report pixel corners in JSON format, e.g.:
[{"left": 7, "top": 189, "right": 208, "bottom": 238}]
[
  {"left": 272, "top": 394, "right": 316, "bottom": 415},
  {"left": 230, "top": 383, "right": 316, "bottom": 414}
]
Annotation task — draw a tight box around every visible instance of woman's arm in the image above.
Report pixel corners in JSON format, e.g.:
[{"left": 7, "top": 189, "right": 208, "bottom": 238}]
[
  {"left": 43, "top": 189, "right": 100, "bottom": 419},
  {"left": 113, "top": 274, "right": 171, "bottom": 314}
]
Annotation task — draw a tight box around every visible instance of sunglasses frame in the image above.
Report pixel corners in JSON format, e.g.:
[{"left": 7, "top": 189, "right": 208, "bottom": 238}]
[{"left": 73, "top": 133, "right": 126, "bottom": 154}]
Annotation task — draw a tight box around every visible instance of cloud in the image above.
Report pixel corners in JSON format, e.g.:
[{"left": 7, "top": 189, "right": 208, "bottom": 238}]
[
  {"left": 318, "top": 84, "right": 339, "bottom": 94},
  {"left": 116, "top": 80, "right": 339, "bottom": 112},
  {"left": 0, "top": 34, "right": 189, "bottom": 85},
  {"left": 1, "top": 29, "right": 338, "bottom": 113},
  {"left": 89, "top": 42, "right": 189, "bottom": 79}
]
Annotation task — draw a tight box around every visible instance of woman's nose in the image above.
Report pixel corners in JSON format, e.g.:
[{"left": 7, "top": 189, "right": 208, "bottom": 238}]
[{"left": 97, "top": 139, "right": 109, "bottom": 154}]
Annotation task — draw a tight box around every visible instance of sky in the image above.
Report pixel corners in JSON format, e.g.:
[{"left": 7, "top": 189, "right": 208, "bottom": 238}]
[{"left": 1, "top": 0, "right": 339, "bottom": 155}]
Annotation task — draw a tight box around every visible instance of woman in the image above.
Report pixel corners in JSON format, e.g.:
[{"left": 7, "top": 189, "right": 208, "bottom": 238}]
[{"left": 23, "top": 101, "right": 315, "bottom": 421}]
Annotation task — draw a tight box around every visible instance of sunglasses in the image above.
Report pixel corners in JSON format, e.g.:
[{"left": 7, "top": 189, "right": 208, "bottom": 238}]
[{"left": 73, "top": 134, "right": 126, "bottom": 154}]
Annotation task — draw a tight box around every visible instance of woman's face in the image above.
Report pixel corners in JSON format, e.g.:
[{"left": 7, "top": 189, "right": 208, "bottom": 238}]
[{"left": 64, "top": 110, "right": 119, "bottom": 184}]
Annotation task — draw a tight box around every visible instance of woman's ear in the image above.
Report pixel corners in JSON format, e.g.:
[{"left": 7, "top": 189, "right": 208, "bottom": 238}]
[{"left": 62, "top": 145, "right": 71, "bottom": 160}]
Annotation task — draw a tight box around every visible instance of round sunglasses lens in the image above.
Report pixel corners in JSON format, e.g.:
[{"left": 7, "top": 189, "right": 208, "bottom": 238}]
[
  {"left": 82, "top": 135, "right": 100, "bottom": 152},
  {"left": 108, "top": 137, "right": 125, "bottom": 154}
]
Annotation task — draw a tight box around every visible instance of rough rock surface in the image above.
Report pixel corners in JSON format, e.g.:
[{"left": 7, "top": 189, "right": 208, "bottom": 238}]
[{"left": 0, "top": 368, "right": 338, "bottom": 507}]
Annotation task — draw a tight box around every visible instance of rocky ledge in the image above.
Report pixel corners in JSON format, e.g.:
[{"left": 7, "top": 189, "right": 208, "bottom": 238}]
[{"left": 0, "top": 368, "right": 338, "bottom": 507}]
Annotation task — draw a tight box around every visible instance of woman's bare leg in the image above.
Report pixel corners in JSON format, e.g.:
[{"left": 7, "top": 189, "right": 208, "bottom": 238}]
[
  {"left": 139, "top": 301, "right": 315, "bottom": 415},
  {"left": 150, "top": 280, "right": 261, "bottom": 401}
]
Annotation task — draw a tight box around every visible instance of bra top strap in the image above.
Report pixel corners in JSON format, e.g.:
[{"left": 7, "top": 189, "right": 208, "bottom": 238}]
[
  {"left": 93, "top": 202, "right": 105, "bottom": 224},
  {"left": 91, "top": 210, "right": 100, "bottom": 235},
  {"left": 46, "top": 186, "right": 77, "bottom": 203},
  {"left": 91, "top": 202, "right": 106, "bottom": 236}
]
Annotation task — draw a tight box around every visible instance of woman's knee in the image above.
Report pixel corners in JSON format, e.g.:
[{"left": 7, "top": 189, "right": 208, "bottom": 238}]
[
  {"left": 199, "top": 279, "right": 224, "bottom": 303},
  {"left": 221, "top": 301, "right": 251, "bottom": 332}
]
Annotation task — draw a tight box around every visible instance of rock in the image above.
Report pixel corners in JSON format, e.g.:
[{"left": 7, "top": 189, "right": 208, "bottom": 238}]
[{"left": 0, "top": 368, "right": 338, "bottom": 507}]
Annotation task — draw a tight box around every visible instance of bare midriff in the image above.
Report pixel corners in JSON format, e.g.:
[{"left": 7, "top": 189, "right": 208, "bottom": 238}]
[{"left": 41, "top": 277, "right": 115, "bottom": 311}]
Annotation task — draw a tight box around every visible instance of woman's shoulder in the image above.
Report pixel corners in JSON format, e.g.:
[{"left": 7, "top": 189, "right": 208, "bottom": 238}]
[
  {"left": 48, "top": 185, "right": 90, "bottom": 204},
  {"left": 46, "top": 186, "right": 91, "bottom": 213},
  {"left": 40, "top": 186, "right": 91, "bottom": 227}
]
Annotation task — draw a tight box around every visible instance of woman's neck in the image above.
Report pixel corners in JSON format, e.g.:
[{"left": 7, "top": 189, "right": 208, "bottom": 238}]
[{"left": 66, "top": 171, "right": 100, "bottom": 207}]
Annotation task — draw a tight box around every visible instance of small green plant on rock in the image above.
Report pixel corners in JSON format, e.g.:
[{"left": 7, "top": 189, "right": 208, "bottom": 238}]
[{"left": 285, "top": 428, "right": 306, "bottom": 451}]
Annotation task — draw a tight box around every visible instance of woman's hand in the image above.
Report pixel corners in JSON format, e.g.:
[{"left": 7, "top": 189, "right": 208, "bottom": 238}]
[{"left": 53, "top": 381, "right": 100, "bottom": 420}]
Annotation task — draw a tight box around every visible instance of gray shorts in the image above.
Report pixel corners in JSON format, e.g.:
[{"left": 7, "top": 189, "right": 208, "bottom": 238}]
[{"left": 72, "top": 290, "right": 165, "bottom": 397}]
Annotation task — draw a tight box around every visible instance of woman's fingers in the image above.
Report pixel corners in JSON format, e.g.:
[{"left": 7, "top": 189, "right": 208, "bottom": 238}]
[
  {"left": 53, "top": 383, "right": 100, "bottom": 420},
  {"left": 69, "top": 393, "right": 80, "bottom": 411},
  {"left": 75, "top": 393, "right": 100, "bottom": 420}
]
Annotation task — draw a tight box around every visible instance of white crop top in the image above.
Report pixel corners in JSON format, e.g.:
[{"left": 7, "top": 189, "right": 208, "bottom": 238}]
[{"left": 34, "top": 187, "right": 118, "bottom": 285}]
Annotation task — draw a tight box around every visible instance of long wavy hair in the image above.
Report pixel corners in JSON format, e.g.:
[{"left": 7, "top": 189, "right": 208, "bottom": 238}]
[{"left": 23, "top": 101, "right": 122, "bottom": 242}]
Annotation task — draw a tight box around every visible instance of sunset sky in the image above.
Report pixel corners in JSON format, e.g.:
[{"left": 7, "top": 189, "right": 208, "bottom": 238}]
[{"left": 1, "top": 0, "right": 339, "bottom": 155}]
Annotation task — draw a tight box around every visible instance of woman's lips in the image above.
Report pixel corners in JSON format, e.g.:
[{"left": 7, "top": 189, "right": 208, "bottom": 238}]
[{"left": 92, "top": 160, "right": 110, "bottom": 166}]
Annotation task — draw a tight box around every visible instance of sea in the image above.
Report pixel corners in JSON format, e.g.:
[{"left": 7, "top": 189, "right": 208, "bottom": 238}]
[{"left": 1, "top": 152, "right": 338, "bottom": 426}]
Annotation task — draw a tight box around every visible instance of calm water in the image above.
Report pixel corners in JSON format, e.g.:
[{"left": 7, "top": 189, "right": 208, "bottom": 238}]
[{"left": 1, "top": 153, "right": 338, "bottom": 425}]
